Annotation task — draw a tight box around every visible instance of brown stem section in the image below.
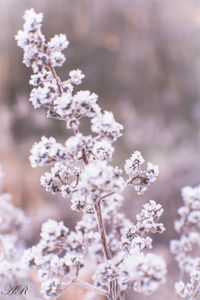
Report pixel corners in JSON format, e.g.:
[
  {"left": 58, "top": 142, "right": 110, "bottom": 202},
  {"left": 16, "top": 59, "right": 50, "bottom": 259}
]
[
  {"left": 100, "top": 192, "right": 115, "bottom": 201},
  {"left": 81, "top": 149, "right": 115, "bottom": 299},
  {"left": 82, "top": 148, "right": 89, "bottom": 165},
  {"left": 94, "top": 201, "right": 111, "bottom": 260},
  {"left": 94, "top": 201, "right": 116, "bottom": 300},
  {"left": 127, "top": 174, "right": 139, "bottom": 185}
]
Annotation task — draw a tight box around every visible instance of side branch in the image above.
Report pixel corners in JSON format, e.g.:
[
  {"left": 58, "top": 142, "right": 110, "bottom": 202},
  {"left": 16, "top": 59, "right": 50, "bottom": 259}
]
[
  {"left": 74, "top": 279, "right": 109, "bottom": 297},
  {"left": 48, "top": 62, "right": 62, "bottom": 95}
]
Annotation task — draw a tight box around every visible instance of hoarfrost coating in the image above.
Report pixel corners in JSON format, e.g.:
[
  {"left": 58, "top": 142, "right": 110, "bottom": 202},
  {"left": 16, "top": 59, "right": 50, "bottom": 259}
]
[{"left": 15, "top": 8, "right": 166, "bottom": 300}]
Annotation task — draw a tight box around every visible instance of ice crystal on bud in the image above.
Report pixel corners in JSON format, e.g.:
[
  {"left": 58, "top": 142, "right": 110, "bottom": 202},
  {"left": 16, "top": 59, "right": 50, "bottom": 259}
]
[
  {"left": 121, "top": 200, "right": 165, "bottom": 252},
  {"left": 16, "top": 9, "right": 166, "bottom": 300},
  {"left": 136, "top": 200, "right": 165, "bottom": 234},
  {"left": 47, "top": 34, "right": 69, "bottom": 52},
  {"left": 40, "top": 219, "right": 69, "bottom": 242},
  {"left": 125, "top": 151, "right": 145, "bottom": 176},
  {"left": 91, "top": 111, "right": 123, "bottom": 142},
  {"left": 91, "top": 140, "right": 114, "bottom": 161},
  {"left": 125, "top": 152, "right": 159, "bottom": 195},
  {"left": 73, "top": 90, "right": 101, "bottom": 119},
  {"left": 93, "top": 260, "right": 117, "bottom": 291},
  {"left": 79, "top": 161, "right": 125, "bottom": 201},
  {"left": 22, "top": 219, "right": 85, "bottom": 298},
  {"left": 69, "top": 69, "right": 85, "bottom": 85},
  {"left": 41, "top": 278, "right": 67, "bottom": 299},
  {"left": 30, "top": 136, "right": 68, "bottom": 167},
  {"left": 118, "top": 253, "right": 167, "bottom": 295},
  {"left": 40, "top": 162, "right": 74, "bottom": 195},
  {"left": 23, "top": 8, "right": 43, "bottom": 32}
]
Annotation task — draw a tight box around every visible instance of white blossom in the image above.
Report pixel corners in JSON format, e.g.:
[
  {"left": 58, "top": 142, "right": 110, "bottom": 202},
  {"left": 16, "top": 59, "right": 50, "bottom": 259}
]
[
  {"left": 118, "top": 253, "right": 167, "bottom": 294},
  {"left": 91, "top": 111, "right": 123, "bottom": 142},
  {"left": 125, "top": 152, "right": 159, "bottom": 195},
  {"left": 91, "top": 140, "right": 114, "bottom": 161},
  {"left": 40, "top": 278, "right": 67, "bottom": 299},
  {"left": 79, "top": 160, "right": 125, "bottom": 199},
  {"left": 124, "top": 151, "right": 145, "bottom": 176},
  {"left": 40, "top": 162, "right": 75, "bottom": 195},
  {"left": 93, "top": 260, "right": 117, "bottom": 291},
  {"left": 69, "top": 69, "right": 85, "bottom": 85},
  {"left": 30, "top": 136, "right": 69, "bottom": 167},
  {"left": 47, "top": 34, "right": 69, "bottom": 52}
]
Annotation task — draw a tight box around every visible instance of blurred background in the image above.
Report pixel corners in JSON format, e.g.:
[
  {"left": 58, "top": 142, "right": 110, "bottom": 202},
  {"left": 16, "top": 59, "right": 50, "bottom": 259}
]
[{"left": 1, "top": 0, "right": 200, "bottom": 299}]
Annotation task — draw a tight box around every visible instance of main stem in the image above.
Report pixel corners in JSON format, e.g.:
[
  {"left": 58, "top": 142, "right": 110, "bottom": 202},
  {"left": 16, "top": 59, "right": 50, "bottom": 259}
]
[
  {"left": 94, "top": 201, "right": 116, "bottom": 300},
  {"left": 80, "top": 147, "right": 116, "bottom": 299},
  {"left": 94, "top": 201, "right": 111, "bottom": 261}
]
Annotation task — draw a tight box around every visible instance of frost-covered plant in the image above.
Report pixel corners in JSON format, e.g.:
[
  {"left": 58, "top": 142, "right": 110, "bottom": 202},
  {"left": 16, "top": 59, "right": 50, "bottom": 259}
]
[
  {"left": 170, "top": 185, "right": 200, "bottom": 299},
  {"left": 15, "top": 8, "right": 166, "bottom": 300}
]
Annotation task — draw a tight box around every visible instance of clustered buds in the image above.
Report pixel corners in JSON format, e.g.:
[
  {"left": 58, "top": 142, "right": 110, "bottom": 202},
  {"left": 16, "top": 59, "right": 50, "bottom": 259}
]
[
  {"left": 22, "top": 219, "right": 84, "bottom": 299},
  {"left": 125, "top": 151, "right": 159, "bottom": 195},
  {"left": 14, "top": 8, "right": 166, "bottom": 300},
  {"left": 121, "top": 200, "right": 165, "bottom": 253}
]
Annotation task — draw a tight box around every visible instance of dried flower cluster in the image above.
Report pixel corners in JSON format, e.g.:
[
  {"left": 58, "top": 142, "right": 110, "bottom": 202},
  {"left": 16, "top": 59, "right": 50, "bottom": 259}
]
[
  {"left": 14, "top": 8, "right": 167, "bottom": 299},
  {"left": 170, "top": 185, "right": 200, "bottom": 299}
]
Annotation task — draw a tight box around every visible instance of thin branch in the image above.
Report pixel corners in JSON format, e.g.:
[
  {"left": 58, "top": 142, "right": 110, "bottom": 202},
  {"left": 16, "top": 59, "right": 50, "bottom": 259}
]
[
  {"left": 48, "top": 62, "right": 62, "bottom": 95},
  {"left": 100, "top": 192, "right": 115, "bottom": 200},
  {"left": 74, "top": 279, "right": 109, "bottom": 297},
  {"left": 127, "top": 174, "right": 139, "bottom": 185}
]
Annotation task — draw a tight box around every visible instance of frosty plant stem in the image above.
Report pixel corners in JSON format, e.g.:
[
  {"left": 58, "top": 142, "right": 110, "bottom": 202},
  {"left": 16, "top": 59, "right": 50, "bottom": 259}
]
[
  {"left": 81, "top": 129, "right": 114, "bottom": 298},
  {"left": 16, "top": 9, "right": 167, "bottom": 300},
  {"left": 94, "top": 200, "right": 115, "bottom": 300},
  {"left": 95, "top": 201, "right": 111, "bottom": 261}
]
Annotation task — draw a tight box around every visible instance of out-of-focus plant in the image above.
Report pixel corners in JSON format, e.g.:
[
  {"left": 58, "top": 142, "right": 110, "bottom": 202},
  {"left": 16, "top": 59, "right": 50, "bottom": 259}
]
[
  {"left": 0, "top": 165, "right": 43, "bottom": 300},
  {"left": 13, "top": 8, "right": 167, "bottom": 300},
  {"left": 170, "top": 185, "right": 200, "bottom": 299}
]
